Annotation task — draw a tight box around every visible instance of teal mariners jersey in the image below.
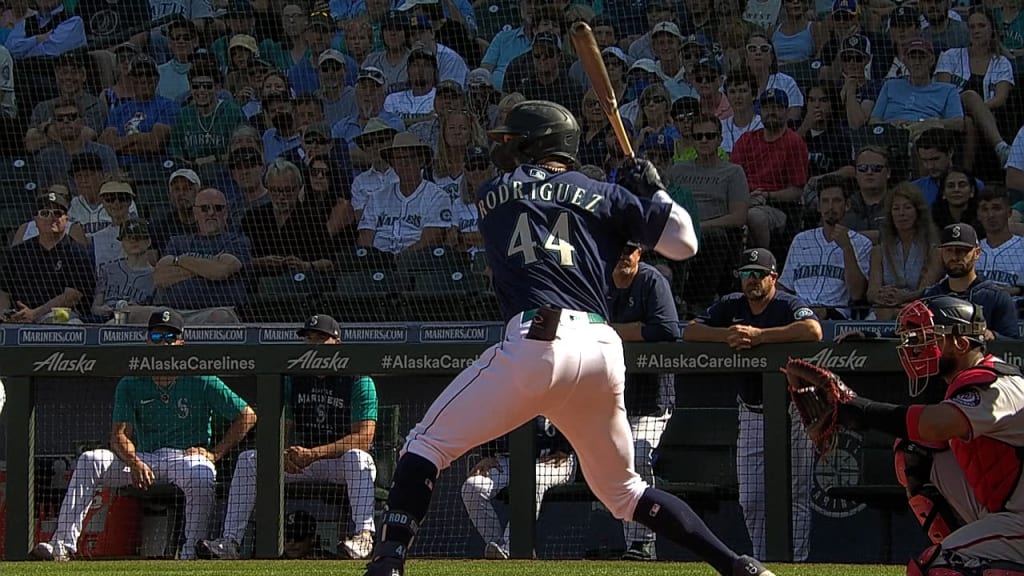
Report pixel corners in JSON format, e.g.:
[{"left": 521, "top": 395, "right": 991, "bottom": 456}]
[
  {"left": 284, "top": 375, "right": 377, "bottom": 448},
  {"left": 112, "top": 375, "right": 249, "bottom": 453}
]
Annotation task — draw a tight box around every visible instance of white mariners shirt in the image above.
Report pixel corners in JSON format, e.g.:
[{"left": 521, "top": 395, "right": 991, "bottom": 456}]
[
  {"left": 96, "top": 257, "right": 155, "bottom": 306},
  {"left": 452, "top": 198, "right": 481, "bottom": 257},
  {"left": 434, "top": 174, "right": 463, "bottom": 204},
  {"left": 383, "top": 88, "right": 436, "bottom": 121},
  {"left": 358, "top": 179, "right": 452, "bottom": 254},
  {"left": 351, "top": 166, "right": 399, "bottom": 213},
  {"left": 780, "top": 227, "right": 872, "bottom": 316},
  {"left": 67, "top": 196, "right": 139, "bottom": 237},
  {"left": 91, "top": 224, "right": 125, "bottom": 273},
  {"left": 978, "top": 235, "right": 1024, "bottom": 298}
]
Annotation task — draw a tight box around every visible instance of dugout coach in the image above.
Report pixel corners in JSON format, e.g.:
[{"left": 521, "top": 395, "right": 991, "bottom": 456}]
[
  {"left": 683, "top": 248, "right": 822, "bottom": 561},
  {"left": 607, "top": 240, "right": 679, "bottom": 561}
]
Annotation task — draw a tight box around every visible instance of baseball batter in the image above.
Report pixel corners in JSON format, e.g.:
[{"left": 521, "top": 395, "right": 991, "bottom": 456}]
[
  {"left": 363, "top": 100, "right": 776, "bottom": 576},
  {"left": 795, "top": 296, "right": 1024, "bottom": 575}
]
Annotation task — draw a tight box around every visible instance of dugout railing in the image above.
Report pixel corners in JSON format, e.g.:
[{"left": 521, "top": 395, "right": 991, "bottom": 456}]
[{"left": 5, "top": 337, "right": 1011, "bottom": 563}]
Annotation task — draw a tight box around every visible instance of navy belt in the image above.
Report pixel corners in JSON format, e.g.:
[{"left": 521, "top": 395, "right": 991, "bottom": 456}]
[{"left": 521, "top": 308, "right": 606, "bottom": 324}]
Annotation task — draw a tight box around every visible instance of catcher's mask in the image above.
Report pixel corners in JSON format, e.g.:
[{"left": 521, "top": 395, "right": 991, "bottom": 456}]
[{"left": 896, "top": 297, "right": 987, "bottom": 397}]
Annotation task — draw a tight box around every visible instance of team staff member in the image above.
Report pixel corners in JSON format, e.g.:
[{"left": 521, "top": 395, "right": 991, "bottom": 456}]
[
  {"left": 31, "top": 309, "right": 257, "bottom": 561},
  {"left": 197, "top": 314, "right": 378, "bottom": 561},
  {"left": 683, "top": 249, "right": 822, "bottom": 562},
  {"left": 608, "top": 241, "right": 680, "bottom": 562}
]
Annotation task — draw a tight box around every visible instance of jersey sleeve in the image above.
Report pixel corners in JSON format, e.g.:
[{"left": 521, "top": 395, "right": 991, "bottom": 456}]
[
  {"left": 358, "top": 194, "right": 379, "bottom": 231},
  {"left": 989, "top": 289, "right": 1019, "bottom": 338},
  {"left": 992, "top": 56, "right": 1015, "bottom": 86},
  {"left": 606, "top": 184, "right": 673, "bottom": 250},
  {"left": 203, "top": 376, "right": 248, "bottom": 421},
  {"left": 698, "top": 299, "right": 734, "bottom": 328},
  {"left": 854, "top": 234, "right": 873, "bottom": 276},
  {"left": 111, "top": 377, "right": 135, "bottom": 425},
  {"left": 350, "top": 376, "right": 378, "bottom": 423},
  {"left": 784, "top": 294, "right": 819, "bottom": 322},
  {"left": 421, "top": 187, "right": 453, "bottom": 228},
  {"left": 934, "top": 48, "right": 958, "bottom": 77},
  {"left": 639, "top": 271, "right": 680, "bottom": 342},
  {"left": 944, "top": 382, "right": 1024, "bottom": 444}
]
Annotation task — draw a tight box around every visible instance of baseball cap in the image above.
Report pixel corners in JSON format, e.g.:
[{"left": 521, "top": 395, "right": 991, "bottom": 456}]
[
  {"left": 307, "top": 11, "right": 334, "bottom": 30},
  {"left": 671, "top": 95, "right": 701, "bottom": 119},
  {"left": 436, "top": 79, "right": 463, "bottom": 96},
  {"left": 37, "top": 187, "right": 70, "bottom": 210},
  {"left": 467, "top": 67, "right": 492, "bottom": 88},
  {"left": 284, "top": 511, "right": 318, "bottom": 541},
  {"left": 118, "top": 217, "right": 151, "bottom": 240},
  {"left": 297, "top": 313, "right": 342, "bottom": 339},
  {"left": 229, "top": 34, "right": 258, "bottom": 54},
  {"left": 304, "top": 122, "right": 331, "bottom": 139},
  {"left": 408, "top": 15, "right": 433, "bottom": 30},
  {"left": 229, "top": 146, "right": 262, "bottom": 168},
  {"left": 128, "top": 54, "right": 158, "bottom": 76},
  {"left": 758, "top": 88, "right": 789, "bottom": 108},
  {"left": 69, "top": 151, "right": 104, "bottom": 174},
  {"left": 113, "top": 41, "right": 139, "bottom": 56},
  {"left": 601, "top": 46, "right": 630, "bottom": 67},
  {"left": 839, "top": 34, "right": 871, "bottom": 56},
  {"left": 465, "top": 144, "right": 490, "bottom": 164},
  {"left": 169, "top": 168, "right": 201, "bottom": 187},
  {"left": 737, "top": 248, "right": 777, "bottom": 273},
  {"left": 905, "top": 37, "right": 934, "bottom": 56},
  {"left": 148, "top": 308, "right": 185, "bottom": 334},
  {"left": 100, "top": 180, "right": 135, "bottom": 197},
  {"left": 641, "top": 133, "right": 674, "bottom": 154},
  {"left": 832, "top": 0, "right": 858, "bottom": 13},
  {"left": 317, "top": 49, "right": 346, "bottom": 67},
  {"left": 651, "top": 22, "right": 683, "bottom": 39},
  {"left": 892, "top": 5, "right": 919, "bottom": 25},
  {"left": 55, "top": 50, "right": 85, "bottom": 69},
  {"left": 408, "top": 45, "right": 437, "bottom": 64},
  {"left": 382, "top": 10, "right": 408, "bottom": 30},
  {"left": 681, "top": 33, "right": 710, "bottom": 48},
  {"left": 940, "top": 223, "right": 979, "bottom": 248},
  {"left": 357, "top": 66, "right": 386, "bottom": 86},
  {"left": 692, "top": 56, "right": 721, "bottom": 75},
  {"left": 629, "top": 58, "right": 662, "bottom": 75}
]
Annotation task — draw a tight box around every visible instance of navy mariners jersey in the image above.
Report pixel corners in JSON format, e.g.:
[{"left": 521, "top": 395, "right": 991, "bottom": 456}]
[
  {"left": 608, "top": 262, "right": 680, "bottom": 416},
  {"left": 698, "top": 291, "right": 818, "bottom": 405},
  {"left": 284, "top": 375, "right": 378, "bottom": 448},
  {"left": 922, "top": 276, "right": 1019, "bottom": 339},
  {"left": 477, "top": 166, "right": 672, "bottom": 321}
]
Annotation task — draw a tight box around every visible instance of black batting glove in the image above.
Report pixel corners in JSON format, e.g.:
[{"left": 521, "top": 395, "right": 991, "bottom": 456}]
[{"left": 615, "top": 157, "right": 666, "bottom": 199}]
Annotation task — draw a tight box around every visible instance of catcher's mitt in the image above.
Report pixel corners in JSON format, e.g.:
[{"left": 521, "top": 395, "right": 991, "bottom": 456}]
[{"left": 782, "top": 357, "right": 858, "bottom": 453}]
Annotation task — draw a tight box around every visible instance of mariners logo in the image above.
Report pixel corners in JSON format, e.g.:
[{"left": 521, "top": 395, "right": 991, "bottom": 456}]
[{"left": 811, "top": 430, "right": 866, "bottom": 518}]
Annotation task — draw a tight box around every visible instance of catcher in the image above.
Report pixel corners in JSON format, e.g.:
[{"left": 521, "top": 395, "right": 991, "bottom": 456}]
[{"left": 785, "top": 295, "right": 1024, "bottom": 576}]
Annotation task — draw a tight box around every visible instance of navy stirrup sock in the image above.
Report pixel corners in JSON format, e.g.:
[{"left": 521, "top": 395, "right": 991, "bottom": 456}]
[{"left": 633, "top": 487, "right": 739, "bottom": 575}]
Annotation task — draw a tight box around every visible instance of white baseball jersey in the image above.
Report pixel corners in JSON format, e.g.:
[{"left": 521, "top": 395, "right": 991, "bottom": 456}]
[
  {"left": 67, "top": 196, "right": 139, "bottom": 237},
  {"left": 96, "top": 257, "right": 155, "bottom": 306},
  {"left": 1009, "top": 126, "right": 1024, "bottom": 172},
  {"left": 434, "top": 174, "right": 463, "bottom": 204},
  {"left": 358, "top": 179, "right": 452, "bottom": 254},
  {"left": 978, "top": 236, "right": 1024, "bottom": 295},
  {"left": 383, "top": 88, "right": 436, "bottom": 121},
  {"left": 90, "top": 225, "right": 125, "bottom": 273},
  {"left": 780, "top": 227, "right": 872, "bottom": 316},
  {"left": 351, "top": 166, "right": 399, "bottom": 213}
]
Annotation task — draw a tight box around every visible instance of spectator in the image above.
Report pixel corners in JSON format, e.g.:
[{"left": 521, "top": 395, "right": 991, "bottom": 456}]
[
  {"left": 101, "top": 42, "right": 138, "bottom": 112},
  {"left": 638, "top": 133, "right": 674, "bottom": 174},
  {"left": 29, "top": 309, "right": 257, "bottom": 561},
  {"left": 447, "top": 144, "right": 490, "bottom": 256},
  {"left": 870, "top": 38, "right": 964, "bottom": 139},
  {"left": 798, "top": 82, "right": 852, "bottom": 179},
  {"left": 211, "top": 0, "right": 258, "bottom": 69},
  {"left": 36, "top": 99, "right": 118, "bottom": 188},
  {"left": 153, "top": 187, "right": 252, "bottom": 324},
  {"left": 0, "top": 190, "right": 94, "bottom": 323},
  {"left": 631, "top": 83, "right": 679, "bottom": 152},
  {"left": 341, "top": 16, "right": 374, "bottom": 66},
  {"left": 744, "top": 32, "right": 804, "bottom": 122},
  {"left": 157, "top": 18, "right": 199, "bottom": 101},
  {"left": 332, "top": 67, "right": 404, "bottom": 165},
  {"left": 934, "top": 7, "right": 1015, "bottom": 170},
  {"left": 406, "top": 14, "right": 469, "bottom": 86},
  {"left": 866, "top": 182, "right": 943, "bottom": 319},
  {"left": 921, "top": 0, "right": 969, "bottom": 52},
  {"left": 834, "top": 35, "right": 879, "bottom": 130},
  {"left": 578, "top": 89, "right": 619, "bottom": 168},
  {"left": 780, "top": 175, "right": 872, "bottom": 319},
  {"left": 408, "top": 80, "right": 466, "bottom": 151},
  {"left": 568, "top": 20, "right": 622, "bottom": 90},
  {"left": 282, "top": 122, "right": 345, "bottom": 173},
  {"left": 224, "top": 35, "right": 267, "bottom": 115},
  {"left": 64, "top": 153, "right": 138, "bottom": 236},
  {"left": 815, "top": 0, "right": 867, "bottom": 69},
  {"left": 150, "top": 169, "right": 201, "bottom": 255},
  {"left": 461, "top": 417, "right": 575, "bottom": 560},
  {"left": 198, "top": 314, "right": 377, "bottom": 560},
  {"left": 501, "top": 32, "right": 582, "bottom": 116},
  {"left": 995, "top": 0, "right": 1024, "bottom": 59},
  {"left": 732, "top": 88, "right": 809, "bottom": 248},
  {"left": 100, "top": 55, "right": 181, "bottom": 164},
  {"left": 466, "top": 67, "right": 499, "bottom": 131},
  {"left": 572, "top": 46, "right": 629, "bottom": 104},
  {"left": 913, "top": 128, "right": 984, "bottom": 205},
  {"left": 4, "top": 0, "right": 85, "bottom": 60},
  {"left": 242, "top": 158, "right": 335, "bottom": 279},
  {"left": 649, "top": 22, "right": 686, "bottom": 82},
  {"left": 433, "top": 109, "right": 486, "bottom": 201},
  {"left": 385, "top": 46, "right": 440, "bottom": 126},
  {"left": 721, "top": 71, "right": 763, "bottom": 155},
  {"left": 608, "top": 241, "right": 680, "bottom": 562},
  {"left": 169, "top": 58, "right": 247, "bottom": 164},
  {"left": 73, "top": 181, "right": 139, "bottom": 273},
  {"left": 91, "top": 217, "right": 156, "bottom": 321},
  {"left": 294, "top": 94, "right": 327, "bottom": 133},
  {"left": 843, "top": 146, "right": 892, "bottom": 243},
  {"left": 261, "top": 90, "right": 301, "bottom": 163},
  {"left": 11, "top": 185, "right": 70, "bottom": 246},
  {"left": 976, "top": 186, "right": 1024, "bottom": 299},
  {"left": 1008, "top": 125, "right": 1024, "bottom": 194},
  {"left": 317, "top": 49, "right": 357, "bottom": 126},
  {"left": 305, "top": 153, "right": 356, "bottom": 243},
  {"left": 870, "top": 6, "right": 923, "bottom": 81},
  {"left": 290, "top": 11, "right": 358, "bottom": 96},
  {"left": 363, "top": 11, "right": 413, "bottom": 93},
  {"left": 665, "top": 115, "right": 750, "bottom": 310},
  {"left": 26, "top": 51, "right": 106, "bottom": 154},
  {"left": 691, "top": 58, "right": 730, "bottom": 120},
  {"left": 226, "top": 146, "right": 270, "bottom": 226},
  {"left": 683, "top": 247, "right": 821, "bottom": 562},
  {"left": 626, "top": 0, "right": 677, "bottom": 61},
  {"left": 259, "top": 3, "right": 312, "bottom": 73},
  {"left": 479, "top": 0, "right": 548, "bottom": 89},
  {"left": 922, "top": 222, "right": 1018, "bottom": 338},
  {"left": 620, "top": 60, "right": 695, "bottom": 127},
  {"left": 932, "top": 166, "right": 981, "bottom": 233},
  {"left": 771, "top": 0, "right": 824, "bottom": 64},
  {"left": 358, "top": 132, "right": 450, "bottom": 254},
  {"left": 351, "top": 118, "right": 399, "bottom": 222}
]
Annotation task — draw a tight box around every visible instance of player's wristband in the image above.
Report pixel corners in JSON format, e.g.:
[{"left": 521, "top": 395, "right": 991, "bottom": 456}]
[{"left": 837, "top": 397, "right": 909, "bottom": 438}]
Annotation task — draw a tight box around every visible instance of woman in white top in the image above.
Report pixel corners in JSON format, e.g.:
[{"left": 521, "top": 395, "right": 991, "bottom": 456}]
[
  {"left": 744, "top": 32, "right": 805, "bottom": 122},
  {"left": 935, "top": 7, "right": 1016, "bottom": 169},
  {"left": 446, "top": 145, "right": 493, "bottom": 258},
  {"left": 867, "top": 182, "right": 943, "bottom": 319},
  {"left": 433, "top": 110, "right": 486, "bottom": 203}
]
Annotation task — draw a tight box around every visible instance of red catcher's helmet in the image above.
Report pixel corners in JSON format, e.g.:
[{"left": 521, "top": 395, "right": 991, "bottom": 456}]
[{"left": 896, "top": 296, "right": 987, "bottom": 397}]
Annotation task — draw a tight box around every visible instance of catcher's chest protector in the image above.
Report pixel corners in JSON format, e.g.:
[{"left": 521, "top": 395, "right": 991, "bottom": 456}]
[{"left": 946, "top": 358, "right": 1024, "bottom": 513}]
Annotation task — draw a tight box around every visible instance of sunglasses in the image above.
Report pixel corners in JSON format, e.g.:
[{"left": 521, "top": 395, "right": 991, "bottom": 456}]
[
  {"left": 842, "top": 53, "right": 867, "bottom": 63},
  {"left": 55, "top": 112, "right": 79, "bottom": 123},
  {"left": 311, "top": 167, "right": 330, "bottom": 177},
  {"left": 833, "top": 11, "right": 855, "bottom": 21},
  {"left": 191, "top": 80, "right": 215, "bottom": 90},
  {"left": 693, "top": 75, "right": 716, "bottom": 84},
  {"left": 37, "top": 208, "right": 66, "bottom": 218},
  {"left": 148, "top": 331, "right": 180, "bottom": 344},
  {"left": 746, "top": 44, "right": 772, "bottom": 54},
  {"left": 738, "top": 269, "right": 769, "bottom": 279},
  {"left": 319, "top": 62, "right": 343, "bottom": 73},
  {"left": 643, "top": 96, "right": 668, "bottom": 105},
  {"left": 195, "top": 204, "right": 227, "bottom": 213},
  {"left": 856, "top": 163, "right": 887, "bottom": 174},
  {"left": 692, "top": 131, "right": 719, "bottom": 141},
  {"left": 102, "top": 193, "right": 133, "bottom": 203}
]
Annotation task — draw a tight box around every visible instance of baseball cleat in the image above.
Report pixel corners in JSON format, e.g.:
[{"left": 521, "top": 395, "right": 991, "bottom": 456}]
[
  {"left": 483, "top": 541, "right": 509, "bottom": 560},
  {"left": 342, "top": 531, "right": 375, "bottom": 560},
  {"left": 194, "top": 537, "right": 240, "bottom": 560},
  {"left": 733, "top": 555, "right": 776, "bottom": 576},
  {"left": 621, "top": 540, "right": 655, "bottom": 561},
  {"left": 30, "top": 542, "right": 70, "bottom": 562},
  {"left": 363, "top": 541, "right": 406, "bottom": 576}
]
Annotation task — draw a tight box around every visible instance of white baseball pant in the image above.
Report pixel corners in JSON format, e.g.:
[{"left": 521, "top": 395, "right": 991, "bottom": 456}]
[
  {"left": 736, "top": 402, "right": 815, "bottom": 561},
  {"left": 0, "top": 378, "right": 5, "bottom": 416},
  {"left": 622, "top": 410, "right": 673, "bottom": 547},
  {"left": 404, "top": 311, "right": 649, "bottom": 522},
  {"left": 220, "top": 448, "right": 377, "bottom": 544},
  {"left": 461, "top": 453, "right": 576, "bottom": 552},
  {"left": 49, "top": 448, "right": 216, "bottom": 559}
]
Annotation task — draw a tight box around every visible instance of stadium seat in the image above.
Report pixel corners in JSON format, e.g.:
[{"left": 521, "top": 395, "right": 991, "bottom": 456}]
[
  {"left": 395, "top": 246, "right": 470, "bottom": 273},
  {"left": 402, "top": 270, "right": 489, "bottom": 322},
  {"left": 335, "top": 246, "right": 396, "bottom": 274},
  {"left": 778, "top": 60, "right": 822, "bottom": 90},
  {"left": 257, "top": 271, "right": 335, "bottom": 296},
  {"left": 325, "top": 270, "right": 411, "bottom": 322}
]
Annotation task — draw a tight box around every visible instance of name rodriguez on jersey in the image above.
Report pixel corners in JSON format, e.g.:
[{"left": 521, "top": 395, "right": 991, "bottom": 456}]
[{"left": 477, "top": 180, "right": 604, "bottom": 217}]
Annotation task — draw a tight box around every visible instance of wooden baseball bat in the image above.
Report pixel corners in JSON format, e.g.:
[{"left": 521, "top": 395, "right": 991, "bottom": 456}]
[{"left": 569, "top": 21, "right": 634, "bottom": 159}]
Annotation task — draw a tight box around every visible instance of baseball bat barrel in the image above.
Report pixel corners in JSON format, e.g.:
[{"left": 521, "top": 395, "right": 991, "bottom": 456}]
[{"left": 569, "top": 21, "right": 634, "bottom": 159}]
